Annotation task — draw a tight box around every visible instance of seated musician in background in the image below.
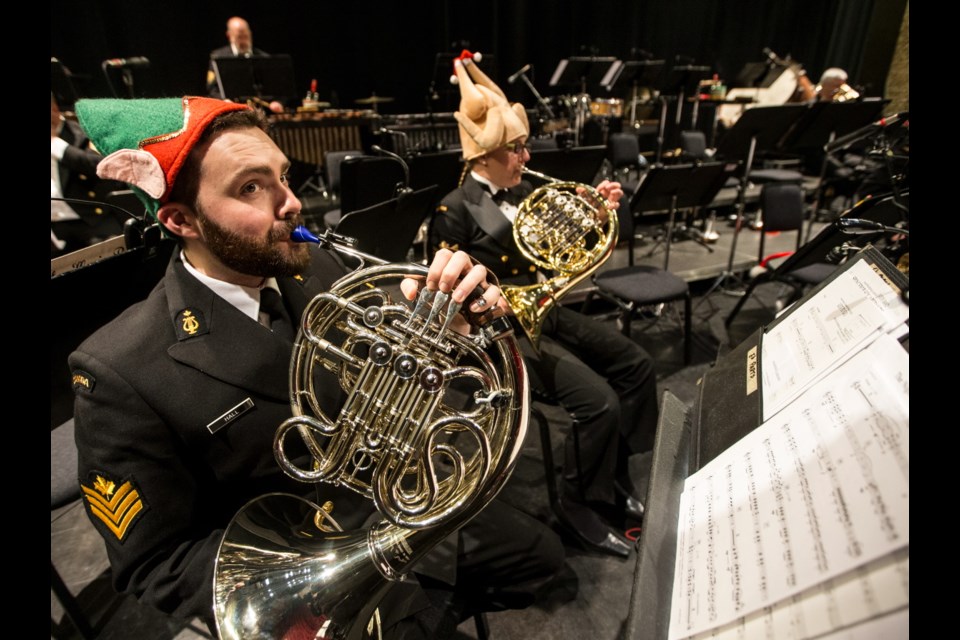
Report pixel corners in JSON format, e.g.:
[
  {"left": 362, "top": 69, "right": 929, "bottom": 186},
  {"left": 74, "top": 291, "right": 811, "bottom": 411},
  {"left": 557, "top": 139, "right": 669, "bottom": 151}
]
[
  {"left": 816, "top": 67, "right": 860, "bottom": 102},
  {"left": 206, "top": 16, "right": 269, "bottom": 97},
  {"left": 50, "top": 93, "right": 124, "bottom": 257},
  {"left": 69, "top": 96, "right": 566, "bottom": 638},
  {"left": 430, "top": 52, "right": 658, "bottom": 558}
]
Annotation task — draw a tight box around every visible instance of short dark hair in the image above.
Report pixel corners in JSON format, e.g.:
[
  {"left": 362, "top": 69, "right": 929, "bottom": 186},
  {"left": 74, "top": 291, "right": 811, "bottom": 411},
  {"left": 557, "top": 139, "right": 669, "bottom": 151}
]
[{"left": 167, "top": 107, "right": 270, "bottom": 209}]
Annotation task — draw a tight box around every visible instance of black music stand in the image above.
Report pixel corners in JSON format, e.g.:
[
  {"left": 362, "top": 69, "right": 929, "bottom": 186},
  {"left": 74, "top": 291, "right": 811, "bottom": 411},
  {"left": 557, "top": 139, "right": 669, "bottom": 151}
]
[
  {"left": 660, "top": 63, "right": 712, "bottom": 148},
  {"left": 52, "top": 58, "right": 79, "bottom": 111},
  {"left": 526, "top": 145, "right": 607, "bottom": 185},
  {"left": 698, "top": 104, "right": 809, "bottom": 304},
  {"left": 334, "top": 186, "right": 438, "bottom": 263},
  {"left": 629, "top": 161, "right": 739, "bottom": 270},
  {"left": 603, "top": 60, "right": 666, "bottom": 133},
  {"left": 776, "top": 99, "right": 888, "bottom": 242},
  {"left": 212, "top": 54, "right": 297, "bottom": 102},
  {"left": 548, "top": 56, "right": 619, "bottom": 92}
]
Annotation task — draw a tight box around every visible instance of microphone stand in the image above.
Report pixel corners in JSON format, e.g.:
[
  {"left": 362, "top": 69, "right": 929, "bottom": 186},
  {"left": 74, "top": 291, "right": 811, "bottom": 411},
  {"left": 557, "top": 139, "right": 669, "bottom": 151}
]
[
  {"left": 516, "top": 71, "right": 554, "bottom": 119},
  {"left": 371, "top": 145, "right": 412, "bottom": 196}
]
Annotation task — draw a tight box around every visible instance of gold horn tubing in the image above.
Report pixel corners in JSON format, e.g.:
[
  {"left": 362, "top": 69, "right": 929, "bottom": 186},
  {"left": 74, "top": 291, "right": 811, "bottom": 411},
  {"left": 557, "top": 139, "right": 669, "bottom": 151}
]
[{"left": 502, "top": 169, "right": 620, "bottom": 349}]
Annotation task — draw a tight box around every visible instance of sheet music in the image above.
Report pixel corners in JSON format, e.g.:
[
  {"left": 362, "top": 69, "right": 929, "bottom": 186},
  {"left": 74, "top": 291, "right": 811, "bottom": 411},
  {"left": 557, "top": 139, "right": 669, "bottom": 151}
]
[
  {"left": 686, "top": 549, "right": 908, "bottom": 640},
  {"left": 669, "top": 334, "right": 908, "bottom": 640},
  {"left": 761, "top": 259, "right": 908, "bottom": 421}
]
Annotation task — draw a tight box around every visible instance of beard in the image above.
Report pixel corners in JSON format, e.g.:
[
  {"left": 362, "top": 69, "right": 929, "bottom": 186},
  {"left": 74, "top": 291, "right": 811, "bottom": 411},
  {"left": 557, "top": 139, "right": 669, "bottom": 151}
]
[{"left": 196, "top": 209, "right": 311, "bottom": 278}]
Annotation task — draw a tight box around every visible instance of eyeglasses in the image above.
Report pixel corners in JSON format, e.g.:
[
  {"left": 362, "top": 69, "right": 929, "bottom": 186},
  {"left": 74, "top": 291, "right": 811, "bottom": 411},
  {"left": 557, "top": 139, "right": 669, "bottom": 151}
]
[{"left": 502, "top": 141, "right": 528, "bottom": 155}]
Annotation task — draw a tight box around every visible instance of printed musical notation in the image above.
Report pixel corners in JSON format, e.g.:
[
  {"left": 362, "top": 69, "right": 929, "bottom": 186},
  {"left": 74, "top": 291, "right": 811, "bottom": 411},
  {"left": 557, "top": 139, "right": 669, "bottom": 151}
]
[
  {"left": 668, "top": 334, "right": 909, "bottom": 640},
  {"left": 760, "top": 259, "right": 909, "bottom": 421}
]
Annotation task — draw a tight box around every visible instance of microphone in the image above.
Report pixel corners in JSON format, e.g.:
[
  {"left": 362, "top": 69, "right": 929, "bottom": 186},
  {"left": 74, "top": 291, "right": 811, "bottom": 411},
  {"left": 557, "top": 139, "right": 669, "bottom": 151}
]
[
  {"left": 103, "top": 57, "right": 150, "bottom": 68},
  {"left": 824, "top": 112, "right": 908, "bottom": 153},
  {"left": 508, "top": 64, "right": 532, "bottom": 84},
  {"left": 836, "top": 218, "right": 910, "bottom": 236},
  {"left": 371, "top": 145, "right": 412, "bottom": 195},
  {"left": 761, "top": 47, "right": 779, "bottom": 63}
]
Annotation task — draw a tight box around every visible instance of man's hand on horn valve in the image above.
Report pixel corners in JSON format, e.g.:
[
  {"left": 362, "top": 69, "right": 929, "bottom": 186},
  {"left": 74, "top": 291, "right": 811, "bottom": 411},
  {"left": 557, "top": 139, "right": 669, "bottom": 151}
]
[{"left": 400, "top": 249, "right": 504, "bottom": 334}]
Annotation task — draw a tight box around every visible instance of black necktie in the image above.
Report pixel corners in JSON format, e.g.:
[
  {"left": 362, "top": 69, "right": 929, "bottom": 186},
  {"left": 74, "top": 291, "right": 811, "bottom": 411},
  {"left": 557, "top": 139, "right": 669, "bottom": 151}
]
[
  {"left": 259, "top": 288, "right": 295, "bottom": 341},
  {"left": 482, "top": 183, "right": 512, "bottom": 205}
]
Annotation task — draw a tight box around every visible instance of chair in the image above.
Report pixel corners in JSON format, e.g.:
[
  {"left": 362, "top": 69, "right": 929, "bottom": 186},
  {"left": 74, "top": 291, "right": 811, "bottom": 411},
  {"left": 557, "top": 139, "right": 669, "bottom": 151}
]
[
  {"left": 725, "top": 182, "right": 836, "bottom": 328},
  {"left": 606, "top": 132, "right": 646, "bottom": 198},
  {"left": 582, "top": 204, "right": 693, "bottom": 365},
  {"left": 321, "top": 150, "right": 365, "bottom": 230}
]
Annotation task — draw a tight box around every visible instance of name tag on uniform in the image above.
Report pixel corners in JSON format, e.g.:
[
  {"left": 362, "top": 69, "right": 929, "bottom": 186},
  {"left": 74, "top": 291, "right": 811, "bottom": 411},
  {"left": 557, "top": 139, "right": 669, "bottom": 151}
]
[{"left": 207, "top": 397, "right": 255, "bottom": 434}]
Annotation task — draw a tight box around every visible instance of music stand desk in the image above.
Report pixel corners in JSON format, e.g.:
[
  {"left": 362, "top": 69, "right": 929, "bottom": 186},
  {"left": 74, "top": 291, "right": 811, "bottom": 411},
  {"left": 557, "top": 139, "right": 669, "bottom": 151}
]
[
  {"left": 715, "top": 103, "right": 808, "bottom": 161},
  {"left": 629, "top": 161, "right": 739, "bottom": 269},
  {"left": 779, "top": 99, "right": 888, "bottom": 152},
  {"left": 212, "top": 54, "right": 297, "bottom": 102},
  {"left": 335, "top": 185, "right": 438, "bottom": 263},
  {"left": 526, "top": 145, "right": 607, "bottom": 185},
  {"left": 602, "top": 60, "right": 665, "bottom": 93},
  {"left": 549, "top": 56, "right": 619, "bottom": 90}
]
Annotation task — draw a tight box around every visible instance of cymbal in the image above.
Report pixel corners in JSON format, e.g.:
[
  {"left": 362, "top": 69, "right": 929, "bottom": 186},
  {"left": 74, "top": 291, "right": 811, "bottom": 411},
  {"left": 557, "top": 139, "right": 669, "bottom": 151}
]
[{"left": 355, "top": 95, "right": 395, "bottom": 105}]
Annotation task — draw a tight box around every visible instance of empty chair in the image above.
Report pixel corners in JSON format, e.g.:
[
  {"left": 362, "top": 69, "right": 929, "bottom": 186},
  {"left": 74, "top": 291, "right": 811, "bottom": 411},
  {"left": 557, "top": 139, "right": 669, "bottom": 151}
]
[
  {"left": 725, "top": 182, "right": 836, "bottom": 328},
  {"left": 582, "top": 206, "right": 693, "bottom": 365},
  {"left": 607, "top": 132, "right": 646, "bottom": 197}
]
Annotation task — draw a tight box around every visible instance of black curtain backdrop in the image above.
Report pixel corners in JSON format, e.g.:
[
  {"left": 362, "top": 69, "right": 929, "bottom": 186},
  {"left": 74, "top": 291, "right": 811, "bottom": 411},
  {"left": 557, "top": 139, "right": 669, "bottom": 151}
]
[{"left": 51, "top": 0, "right": 905, "bottom": 114}]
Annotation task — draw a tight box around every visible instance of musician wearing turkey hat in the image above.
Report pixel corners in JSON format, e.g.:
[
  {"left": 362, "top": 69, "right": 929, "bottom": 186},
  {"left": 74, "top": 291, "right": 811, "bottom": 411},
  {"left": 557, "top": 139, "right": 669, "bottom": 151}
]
[
  {"left": 430, "top": 51, "right": 660, "bottom": 558},
  {"left": 68, "top": 96, "right": 565, "bottom": 638}
]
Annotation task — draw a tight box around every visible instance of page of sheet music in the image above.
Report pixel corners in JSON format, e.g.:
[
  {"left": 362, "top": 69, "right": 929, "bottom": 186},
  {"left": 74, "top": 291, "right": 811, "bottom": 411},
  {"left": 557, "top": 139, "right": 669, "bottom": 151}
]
[
  {"left": 668, "top": 334, "right": 908, "bottom": 640},
  {"left": 686, "top": 548, "right": 908, "bottom": 640},
  {"left": 761, "top": 259, "right": 909, "bottom": 421}
]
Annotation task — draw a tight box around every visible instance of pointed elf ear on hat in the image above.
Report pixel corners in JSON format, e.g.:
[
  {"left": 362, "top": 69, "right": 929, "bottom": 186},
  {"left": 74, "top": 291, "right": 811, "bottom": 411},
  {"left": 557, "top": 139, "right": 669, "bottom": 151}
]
[
  {"left": 450, "top": 50, "right": 529, "bottom": 161},
  {"left": 76, "top": 96, "right": 251, "bottom": 220}
]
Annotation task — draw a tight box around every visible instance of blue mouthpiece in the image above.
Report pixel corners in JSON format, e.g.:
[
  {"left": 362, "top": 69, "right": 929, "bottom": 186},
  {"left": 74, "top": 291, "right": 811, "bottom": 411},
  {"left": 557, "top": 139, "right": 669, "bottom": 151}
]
[{"left": 291, "top": 225, "right": 319, "bottom": 243}]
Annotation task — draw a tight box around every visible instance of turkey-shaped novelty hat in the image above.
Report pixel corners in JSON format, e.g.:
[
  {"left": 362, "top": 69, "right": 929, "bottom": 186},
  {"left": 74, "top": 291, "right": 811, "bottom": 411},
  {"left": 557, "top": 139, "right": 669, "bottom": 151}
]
[
  {"left": 450, "top": 50, "right": 529, "bottom": 161},
  {"left": 75, "top": 96, "right": 251, "bottom": 220}
]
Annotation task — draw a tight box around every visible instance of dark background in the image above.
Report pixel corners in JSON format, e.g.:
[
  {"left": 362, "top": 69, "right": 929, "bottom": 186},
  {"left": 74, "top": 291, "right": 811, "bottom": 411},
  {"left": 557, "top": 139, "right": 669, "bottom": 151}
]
[{"left": 51, "top": 0, "right": 907, "bottom": 114}]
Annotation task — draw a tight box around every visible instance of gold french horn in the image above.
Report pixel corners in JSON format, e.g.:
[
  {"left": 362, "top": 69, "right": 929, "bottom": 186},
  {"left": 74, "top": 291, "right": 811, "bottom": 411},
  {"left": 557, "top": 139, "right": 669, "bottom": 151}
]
[
  {"left": 501, "top": 167, "right": 619, "bottom": 349},
  {"left": 213, "top": 227, "right": 528, "bottom": 640}
]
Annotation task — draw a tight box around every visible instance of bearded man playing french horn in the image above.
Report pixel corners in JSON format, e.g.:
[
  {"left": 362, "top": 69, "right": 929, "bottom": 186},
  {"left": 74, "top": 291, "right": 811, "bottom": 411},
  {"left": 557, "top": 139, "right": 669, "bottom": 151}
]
[
  {"left": 431, "top": 52, "right": 659, "bottom": 558},
  {"left": 68, "top": 96, "right": 566, "bottom": 639}
]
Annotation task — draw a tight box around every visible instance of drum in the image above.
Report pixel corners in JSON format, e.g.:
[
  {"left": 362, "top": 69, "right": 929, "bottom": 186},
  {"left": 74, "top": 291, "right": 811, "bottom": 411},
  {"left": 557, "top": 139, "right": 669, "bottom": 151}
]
[{"left": 589, "top": 98, "right": 623, "bottom": 117}]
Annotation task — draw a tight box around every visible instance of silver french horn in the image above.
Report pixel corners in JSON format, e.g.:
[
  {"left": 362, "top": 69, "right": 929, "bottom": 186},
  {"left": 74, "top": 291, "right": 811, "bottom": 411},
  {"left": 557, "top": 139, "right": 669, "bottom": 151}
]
[{"left": 213, "top": 227, "right": 528, "bottom": 640}]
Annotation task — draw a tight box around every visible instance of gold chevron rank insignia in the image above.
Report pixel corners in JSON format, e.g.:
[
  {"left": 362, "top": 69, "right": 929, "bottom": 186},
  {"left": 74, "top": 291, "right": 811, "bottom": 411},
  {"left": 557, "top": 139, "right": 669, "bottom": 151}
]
[{"left": 82, "top": 472, "right": 147, "bottom": 542}]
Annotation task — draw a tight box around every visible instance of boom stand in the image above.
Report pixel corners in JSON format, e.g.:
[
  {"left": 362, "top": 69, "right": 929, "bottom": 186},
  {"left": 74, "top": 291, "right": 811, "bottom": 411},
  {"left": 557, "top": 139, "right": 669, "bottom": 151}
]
[
  {"left": 696, "top": 104, "right": 808, "bottom": 308},
  {"left": 628, "top": 162, "right": 738, "bottom": 270}
]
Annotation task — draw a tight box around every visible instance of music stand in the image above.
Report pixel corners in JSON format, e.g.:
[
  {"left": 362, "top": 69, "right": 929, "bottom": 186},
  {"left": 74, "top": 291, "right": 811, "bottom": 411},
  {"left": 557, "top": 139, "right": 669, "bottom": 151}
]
[
  {"left": 776, "top": 99, "right": 888, "bottom": 242},
  {"left": 526, "top": 145, "right": 607, "bottom": 185},
  {"left": 212, "top": 54, "right": 297, "bottom": 102},
  {"left": 51, "top": 58, "right": 79, "bottom": 111},
  {"left": 548, "top": 56, "right": 619, "bottom": 92},
  {"left": 629, "top": 161, "right": 739, "bottom": 270},
  {"left": 660, "top": 63, "right": 712, "bottom": 148},
  {"left": 334, "top": 186, "right": 439, "bottom": 263},
  {"left": 699, "top": 104, "right": 809, "bottom": 304},
  {"left": 602, "top": 60, "right": 665, "bottom": 126}
]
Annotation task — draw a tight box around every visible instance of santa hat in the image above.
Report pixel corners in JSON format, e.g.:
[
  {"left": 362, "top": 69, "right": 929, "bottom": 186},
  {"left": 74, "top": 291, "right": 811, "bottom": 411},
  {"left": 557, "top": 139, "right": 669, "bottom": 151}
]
[
  {"left": 450, "top": 50, "right": 529, "bottom": 161},
  {"left": 75, "top": 96, "right": 251, "bottom": 220}
]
